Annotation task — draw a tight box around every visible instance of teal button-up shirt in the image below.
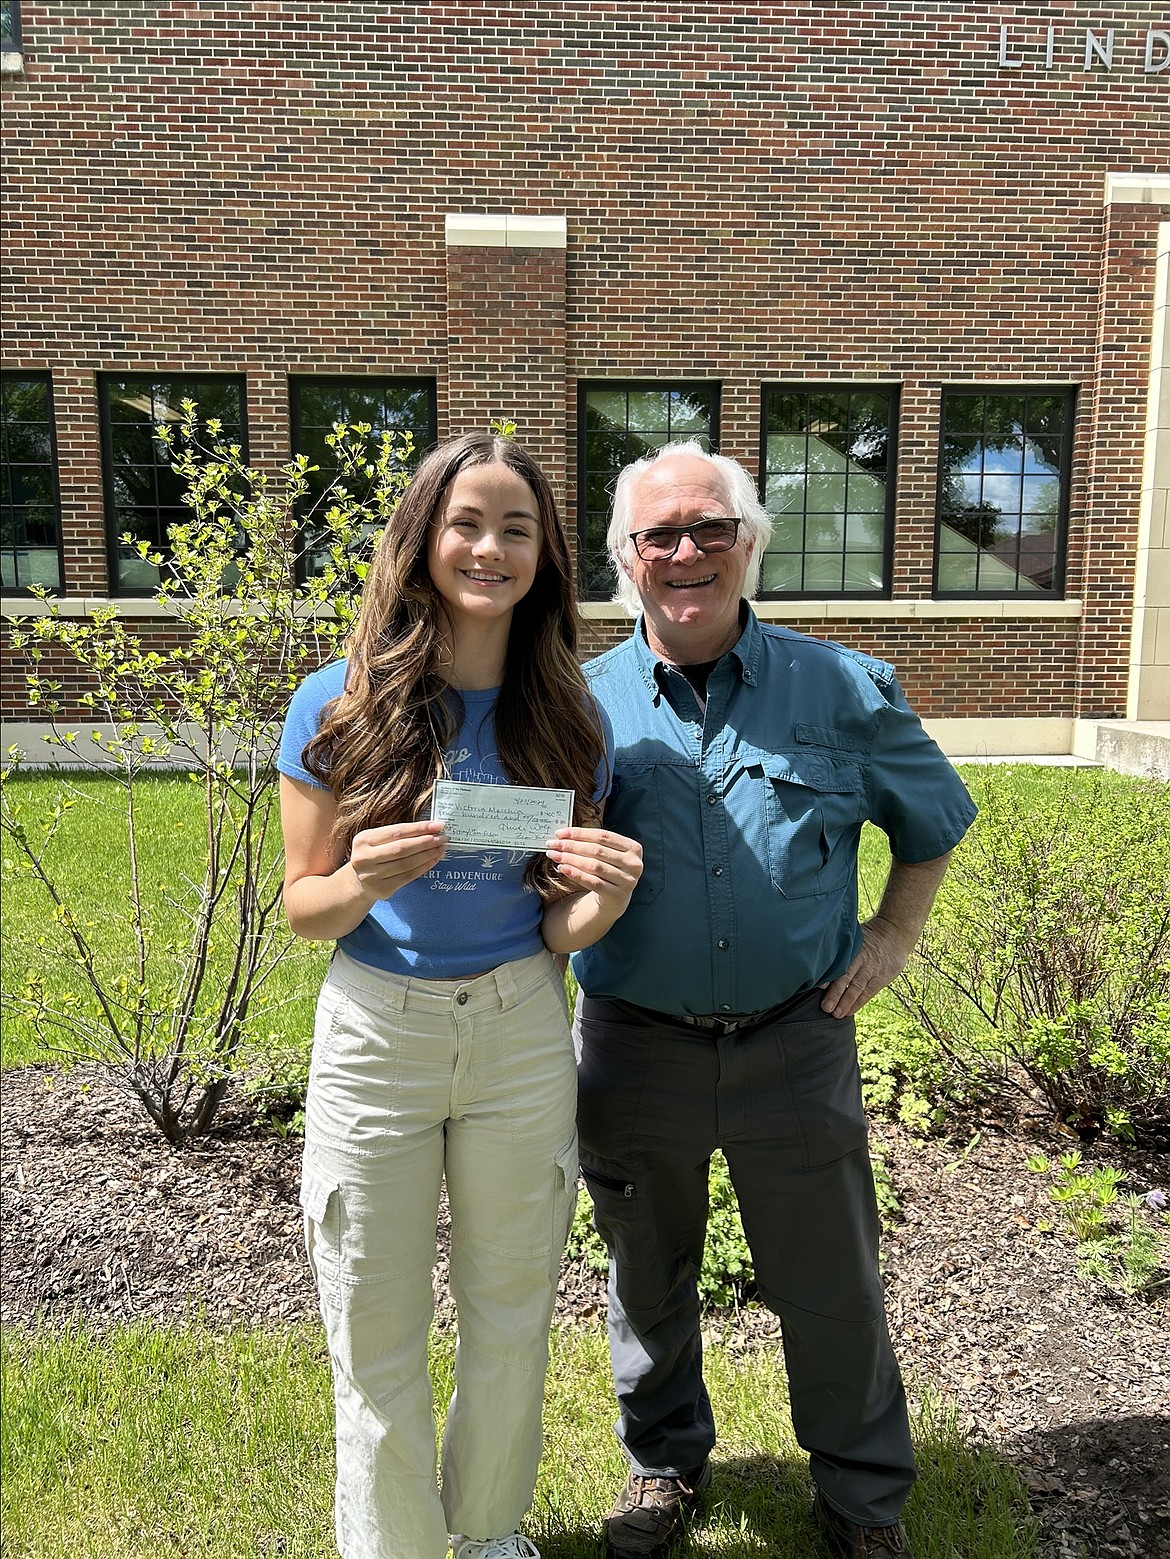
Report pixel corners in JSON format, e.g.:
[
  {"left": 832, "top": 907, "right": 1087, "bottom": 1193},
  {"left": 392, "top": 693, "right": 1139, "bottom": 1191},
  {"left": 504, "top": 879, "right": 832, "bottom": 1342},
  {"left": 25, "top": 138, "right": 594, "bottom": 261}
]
[{"left": 571, "top": 609, "right": 977, "bottom": 1018}]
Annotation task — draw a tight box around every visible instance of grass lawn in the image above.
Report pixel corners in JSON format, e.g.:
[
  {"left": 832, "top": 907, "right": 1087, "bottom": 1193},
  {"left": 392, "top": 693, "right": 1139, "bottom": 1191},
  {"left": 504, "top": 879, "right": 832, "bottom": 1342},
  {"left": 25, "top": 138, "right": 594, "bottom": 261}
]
[
  {"left": 5, "top": 760, "right": 1156, "bottom": 1556},
  {"left": 1, "top": 1321, "right": 1038, "bottom": 1559}
]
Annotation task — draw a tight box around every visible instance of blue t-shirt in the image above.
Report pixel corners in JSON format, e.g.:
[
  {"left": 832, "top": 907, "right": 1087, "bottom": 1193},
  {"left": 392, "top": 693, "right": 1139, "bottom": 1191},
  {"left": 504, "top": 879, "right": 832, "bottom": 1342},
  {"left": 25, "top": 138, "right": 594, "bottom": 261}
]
[
  {"left": 278, "top": 659, "right": 612, "bottom": 978},
  {"left": 571, "top": 610, "right": 978, "bottom": 1017}
]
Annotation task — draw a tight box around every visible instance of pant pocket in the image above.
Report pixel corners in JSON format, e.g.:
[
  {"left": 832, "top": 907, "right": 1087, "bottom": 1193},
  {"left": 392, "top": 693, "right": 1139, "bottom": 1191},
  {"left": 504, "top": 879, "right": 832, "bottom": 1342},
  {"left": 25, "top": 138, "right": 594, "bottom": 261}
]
[
  {"left": 552, "top": 1134, "right": 580, "bottom": 1281},
  {"left": 299, "top": 1163, "right": 342, "bottom": 1321}
]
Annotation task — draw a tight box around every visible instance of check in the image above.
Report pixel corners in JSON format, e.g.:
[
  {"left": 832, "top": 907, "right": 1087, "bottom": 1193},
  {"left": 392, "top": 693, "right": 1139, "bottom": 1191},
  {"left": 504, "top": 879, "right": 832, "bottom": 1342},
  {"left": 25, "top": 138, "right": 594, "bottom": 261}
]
[{"left": 430, "top": 780, "right": 575, "bottom": 851}]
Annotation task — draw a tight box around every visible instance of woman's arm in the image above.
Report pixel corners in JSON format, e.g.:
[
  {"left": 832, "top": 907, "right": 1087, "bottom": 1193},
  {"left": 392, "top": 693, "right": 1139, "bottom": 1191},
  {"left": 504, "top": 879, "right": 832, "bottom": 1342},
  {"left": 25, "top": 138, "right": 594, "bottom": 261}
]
[
  {"left": 280, "top": 774, "right": 448, "bottom": 943},
  {"left": 540, "top": 826, "right": 643, "bottom": 955}
]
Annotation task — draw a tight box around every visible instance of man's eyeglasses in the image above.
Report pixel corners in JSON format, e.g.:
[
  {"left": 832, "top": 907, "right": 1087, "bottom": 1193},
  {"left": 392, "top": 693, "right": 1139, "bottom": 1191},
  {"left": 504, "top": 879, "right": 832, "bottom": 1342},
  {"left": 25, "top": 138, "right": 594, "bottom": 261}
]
[{"left": 629, "top": 517, "right": 742, "bottom": 562}]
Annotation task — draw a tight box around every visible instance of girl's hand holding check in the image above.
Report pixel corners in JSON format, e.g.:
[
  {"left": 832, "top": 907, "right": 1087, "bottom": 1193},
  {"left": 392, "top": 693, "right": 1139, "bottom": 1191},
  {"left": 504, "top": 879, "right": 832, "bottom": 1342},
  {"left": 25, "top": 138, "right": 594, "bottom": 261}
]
[{"left": 348, "top": 819, "right": 448, "bottom": 899}]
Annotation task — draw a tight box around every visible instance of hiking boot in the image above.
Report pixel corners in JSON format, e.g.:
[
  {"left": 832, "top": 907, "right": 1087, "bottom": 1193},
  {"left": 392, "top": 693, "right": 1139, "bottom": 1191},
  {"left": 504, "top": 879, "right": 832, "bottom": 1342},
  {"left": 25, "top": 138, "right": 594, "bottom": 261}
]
[
  {"left": 814, "top": 1489, "right": 910, "bottom": 1559},
  {"left": 604, "top": 1461, "right": 712, "bottom": 1559},
  {"left": 451, "top": 1535, "right": 541, "bottom": 1559}
]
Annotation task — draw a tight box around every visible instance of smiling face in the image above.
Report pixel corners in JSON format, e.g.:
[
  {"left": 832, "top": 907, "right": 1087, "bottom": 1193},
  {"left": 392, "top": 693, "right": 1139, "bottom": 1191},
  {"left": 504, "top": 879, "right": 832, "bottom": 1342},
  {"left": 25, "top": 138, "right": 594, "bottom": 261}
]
[
  {"left": 427, "top": 460, "right": 544, "bottom": 634},
  {"left": 623, "top": 451, "right": 751, "bottom": 664}
]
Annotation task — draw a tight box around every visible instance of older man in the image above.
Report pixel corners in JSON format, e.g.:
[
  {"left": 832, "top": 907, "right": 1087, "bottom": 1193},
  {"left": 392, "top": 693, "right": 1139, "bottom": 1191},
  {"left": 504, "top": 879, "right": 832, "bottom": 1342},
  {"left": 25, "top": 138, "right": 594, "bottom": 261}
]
[{"left": 569, "top": 442, "right": 976, "bottom": 1559}]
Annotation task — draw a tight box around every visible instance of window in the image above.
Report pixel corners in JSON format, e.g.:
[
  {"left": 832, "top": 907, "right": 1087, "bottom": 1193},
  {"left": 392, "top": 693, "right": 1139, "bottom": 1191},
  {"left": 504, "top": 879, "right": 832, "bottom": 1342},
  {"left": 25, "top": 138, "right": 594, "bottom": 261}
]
[
  {"left": 760, "top": 386, "right": 896, "bottom": 596},
  {"left": 578, "top": 382, "right": 719, "bottom": 598},
  {"left": 1, "top": 1, "right": 22, "bottom": 59},
  {"left": 935, "top": 388, "right": 1073, "bottom": 596},
  {"left": 290, "top": 377, "right": 437, "bottom": 579},
  {"left": 100, "top": 376, "right": 246, "bottom": 594},
  {"left": 1, "top": 374, "right": 63, "bottom": 593}
]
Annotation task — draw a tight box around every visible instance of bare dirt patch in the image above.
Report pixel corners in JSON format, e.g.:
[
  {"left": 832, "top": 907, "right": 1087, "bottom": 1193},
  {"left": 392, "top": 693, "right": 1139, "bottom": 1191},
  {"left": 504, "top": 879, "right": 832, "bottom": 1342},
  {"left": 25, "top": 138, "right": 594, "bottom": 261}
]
[{"left": 2, "top": 1064, "right": 1167, "bottom": 1557}]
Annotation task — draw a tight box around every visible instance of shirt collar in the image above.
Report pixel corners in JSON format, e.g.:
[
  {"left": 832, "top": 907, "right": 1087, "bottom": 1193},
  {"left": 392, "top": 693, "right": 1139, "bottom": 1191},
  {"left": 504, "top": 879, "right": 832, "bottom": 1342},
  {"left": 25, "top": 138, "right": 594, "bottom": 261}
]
[{"left": 632, "top": 605, "right": 761, "bottom": 701}]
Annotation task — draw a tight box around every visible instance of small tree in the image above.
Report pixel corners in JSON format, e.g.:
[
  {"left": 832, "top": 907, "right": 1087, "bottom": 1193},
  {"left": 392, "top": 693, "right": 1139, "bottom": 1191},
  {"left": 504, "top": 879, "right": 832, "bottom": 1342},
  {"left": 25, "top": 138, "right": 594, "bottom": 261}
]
[
  {"left": 1, "top": 404, "right": 413, "bottom": 1142},
  {"left": 892, "top": 766, "right": 1170, "bottom": 1147}
]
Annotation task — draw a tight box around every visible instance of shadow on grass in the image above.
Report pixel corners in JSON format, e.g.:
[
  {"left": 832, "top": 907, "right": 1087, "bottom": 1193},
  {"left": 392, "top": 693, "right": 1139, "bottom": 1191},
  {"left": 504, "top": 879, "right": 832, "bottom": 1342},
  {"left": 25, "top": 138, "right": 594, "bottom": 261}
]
[{"left": 533, "top": 1438, "right": 1040, "bottom": 1559}]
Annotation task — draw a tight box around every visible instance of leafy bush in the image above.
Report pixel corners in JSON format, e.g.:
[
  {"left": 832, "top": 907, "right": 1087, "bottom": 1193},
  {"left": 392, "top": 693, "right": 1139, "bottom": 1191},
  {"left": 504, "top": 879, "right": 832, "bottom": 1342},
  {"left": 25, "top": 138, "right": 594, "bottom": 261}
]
[
  {"left": 1, "top": 407, "right": 412, "bottom": 1141},
  {"left": 893, "top": 766, "right": 1170, "bottom": 1147}
]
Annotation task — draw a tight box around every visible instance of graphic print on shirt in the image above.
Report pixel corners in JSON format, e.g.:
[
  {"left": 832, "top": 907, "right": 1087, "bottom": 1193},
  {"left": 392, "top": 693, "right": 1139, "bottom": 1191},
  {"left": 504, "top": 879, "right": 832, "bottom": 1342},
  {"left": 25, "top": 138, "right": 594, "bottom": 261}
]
[{"left": 430, "top": 735, "right": 534, "bottom": 892}]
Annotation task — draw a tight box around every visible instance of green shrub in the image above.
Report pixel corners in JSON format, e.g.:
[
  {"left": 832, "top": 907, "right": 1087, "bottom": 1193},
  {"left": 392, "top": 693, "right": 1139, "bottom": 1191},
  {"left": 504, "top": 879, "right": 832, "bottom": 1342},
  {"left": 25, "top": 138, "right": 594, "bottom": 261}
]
[
  {"left": 1, "top": 407, "right": 411, "bottom": 1141},
  {"left": 894, "top": 766, "right": 1170, "bottom": 1147}
]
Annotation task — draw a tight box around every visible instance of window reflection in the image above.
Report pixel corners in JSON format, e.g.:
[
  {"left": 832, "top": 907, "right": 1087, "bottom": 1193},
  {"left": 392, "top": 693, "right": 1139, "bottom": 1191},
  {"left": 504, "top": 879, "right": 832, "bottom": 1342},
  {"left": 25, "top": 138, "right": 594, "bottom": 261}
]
[{"left": 760, "top": 385, "right": 895, "bottom": 596}]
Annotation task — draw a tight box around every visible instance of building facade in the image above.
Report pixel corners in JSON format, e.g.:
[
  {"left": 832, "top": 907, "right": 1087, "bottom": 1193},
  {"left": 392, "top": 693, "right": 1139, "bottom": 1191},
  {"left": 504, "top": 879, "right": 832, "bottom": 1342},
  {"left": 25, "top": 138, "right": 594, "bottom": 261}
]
[{"left": 2, "top": 2, "right": 1168, "bottom": 758}]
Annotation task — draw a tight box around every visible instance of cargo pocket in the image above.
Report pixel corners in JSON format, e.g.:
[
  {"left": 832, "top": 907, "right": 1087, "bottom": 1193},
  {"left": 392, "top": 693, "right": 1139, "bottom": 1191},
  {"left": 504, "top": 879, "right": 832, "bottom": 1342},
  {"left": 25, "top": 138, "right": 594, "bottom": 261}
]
[
  {"left": 551, "top": 1135, "right": 581, "bottom": 1280},
  {"left": 299, "top": 1165, "right": 342, "bottom": 1316},
  {"left": 579, "top": 1160, "right": 638, "bottom": 1254}
]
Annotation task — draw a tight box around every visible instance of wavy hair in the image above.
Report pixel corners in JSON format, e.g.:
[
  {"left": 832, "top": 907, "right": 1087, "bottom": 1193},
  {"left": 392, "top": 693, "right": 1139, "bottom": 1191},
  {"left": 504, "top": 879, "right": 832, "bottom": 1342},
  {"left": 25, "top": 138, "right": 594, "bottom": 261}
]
[
  {"left": 605, "top": 438, "right": 773, "bottom": 615},
  {"left": 303, "top": 431, "right": 607, "bottom": 902}
]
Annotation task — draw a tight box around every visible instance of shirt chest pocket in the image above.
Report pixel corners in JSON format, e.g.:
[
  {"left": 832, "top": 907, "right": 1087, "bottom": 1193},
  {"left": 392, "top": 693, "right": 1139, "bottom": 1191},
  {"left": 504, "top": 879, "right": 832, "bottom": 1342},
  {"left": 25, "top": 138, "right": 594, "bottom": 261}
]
[{"left": 744, "top": 752, "right": 866, "bottom": 899}]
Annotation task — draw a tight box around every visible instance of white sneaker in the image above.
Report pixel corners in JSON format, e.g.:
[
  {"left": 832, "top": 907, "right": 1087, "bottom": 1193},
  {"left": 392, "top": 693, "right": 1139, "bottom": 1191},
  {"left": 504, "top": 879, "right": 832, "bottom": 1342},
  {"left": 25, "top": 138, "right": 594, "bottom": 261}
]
[{"left": 450, "top": 1536, "right": 541, "bottom": 1559}]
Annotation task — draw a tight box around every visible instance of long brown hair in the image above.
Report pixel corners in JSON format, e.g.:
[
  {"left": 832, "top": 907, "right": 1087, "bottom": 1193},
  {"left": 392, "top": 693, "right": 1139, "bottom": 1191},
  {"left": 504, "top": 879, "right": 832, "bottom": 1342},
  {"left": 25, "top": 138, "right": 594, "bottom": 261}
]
[{"left": 302, "top": 431, "right": 607, "bottom": 901}]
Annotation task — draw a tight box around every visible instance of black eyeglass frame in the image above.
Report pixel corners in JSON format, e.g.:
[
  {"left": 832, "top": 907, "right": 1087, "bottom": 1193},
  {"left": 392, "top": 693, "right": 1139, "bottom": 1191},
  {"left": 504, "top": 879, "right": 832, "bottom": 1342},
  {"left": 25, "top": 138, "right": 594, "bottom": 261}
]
[{"left": 628, "top": 516, "right": 742, "bottom": 561}]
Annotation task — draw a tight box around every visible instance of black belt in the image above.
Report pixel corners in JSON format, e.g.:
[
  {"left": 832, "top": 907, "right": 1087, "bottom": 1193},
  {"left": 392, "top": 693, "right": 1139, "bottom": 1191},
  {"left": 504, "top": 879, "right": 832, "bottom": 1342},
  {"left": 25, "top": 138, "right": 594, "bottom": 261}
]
[{"left": 616, "top": 987, "right": 822, "bottom": 1036}]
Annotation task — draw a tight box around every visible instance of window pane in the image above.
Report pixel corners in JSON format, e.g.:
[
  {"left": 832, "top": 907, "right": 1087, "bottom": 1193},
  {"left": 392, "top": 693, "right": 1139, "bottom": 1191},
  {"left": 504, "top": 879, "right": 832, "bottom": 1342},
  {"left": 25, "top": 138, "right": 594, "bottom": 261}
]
[
  {"left": 803, "top": 553, "right": 845, "bottom": 590},
  {"left": 806, "top": 475, "right": 847, "bottom": 514},
  {"left": 805, "top": 514, "right": 845, "bottom": 552},
  {"left": 625, "top": 390, "right": 670, "bottom": 430},
  {"left": 584, "top": 390, "right": 629, "bottom": 430},
  {"left": 760, "top": 385, "right": 892, "bottom": 597},
  {"left": 1, "top": 374, "right": 61, "bottom": 592},
  {"left": 765, "top": 473, "right": 805, "bottom": 513},
  {"left": 769, "top": 512, "right": 805, "bottom": 550},
  {"left": 845, "top": 513, "right": 885, "bottom": 550},
  {"left": 937, "top": 551, "right": 978, "bottom": 590},
  {"left": 761, "top": 552, "right": 802, "bottom": 592},
  {"left": 765, "top": 434, "right": 807, "bottom": 473},
  {"left": 843, "top": 554, "right": 885, "bottom": 591},
  {"left": 935, "top": 389, "right": 1071, "bottom": 596}
]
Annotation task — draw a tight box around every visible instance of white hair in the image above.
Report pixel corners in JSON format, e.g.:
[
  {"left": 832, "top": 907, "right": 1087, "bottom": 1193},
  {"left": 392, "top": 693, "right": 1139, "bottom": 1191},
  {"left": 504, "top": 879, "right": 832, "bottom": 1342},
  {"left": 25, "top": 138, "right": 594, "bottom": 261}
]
[{"left": 604, "top": 439, "right": 773, "bottom": 615}]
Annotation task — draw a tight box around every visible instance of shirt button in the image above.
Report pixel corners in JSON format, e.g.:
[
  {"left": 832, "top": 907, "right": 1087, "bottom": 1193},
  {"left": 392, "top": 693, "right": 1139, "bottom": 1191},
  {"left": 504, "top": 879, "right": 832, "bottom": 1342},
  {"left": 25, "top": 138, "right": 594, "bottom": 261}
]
[
  {"left": 456, "top": 991, "right": 469, "bottom": 1006},
  {"left": 712, "top": 865, "right": 724, "bottom": 877},
  {"left": 706, "top": 794, "right": 718, "bottom": 806},
  {"left": 720, "top": 1003, "right": 732, "bottom": 1012},
  {"left": 717, "top": 938, "right": 730, "bottom": 950}
]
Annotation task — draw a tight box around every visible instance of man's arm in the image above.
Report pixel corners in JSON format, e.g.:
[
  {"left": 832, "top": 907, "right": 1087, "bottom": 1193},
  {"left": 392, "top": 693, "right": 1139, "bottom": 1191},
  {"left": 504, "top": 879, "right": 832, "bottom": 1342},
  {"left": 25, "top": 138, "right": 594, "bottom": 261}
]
[{"left": 819, "top": 851, "right": 953, "bottom": 1019}]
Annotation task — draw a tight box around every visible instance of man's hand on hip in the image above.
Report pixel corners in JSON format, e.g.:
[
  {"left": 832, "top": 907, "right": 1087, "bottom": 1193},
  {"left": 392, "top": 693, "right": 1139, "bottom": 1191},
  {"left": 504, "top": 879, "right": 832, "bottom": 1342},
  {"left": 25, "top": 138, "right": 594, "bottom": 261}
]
[
  {"left": 819, "top": 850, "right": 955, "bottom": 1018},
  {"left": 819, "top": 915, "right": 915, "bottom": 1018}
]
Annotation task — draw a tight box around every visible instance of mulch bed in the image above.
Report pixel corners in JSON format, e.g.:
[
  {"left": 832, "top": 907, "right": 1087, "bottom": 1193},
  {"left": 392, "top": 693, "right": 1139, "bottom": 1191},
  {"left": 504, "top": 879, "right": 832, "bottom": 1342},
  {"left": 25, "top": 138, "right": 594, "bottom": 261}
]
[{"left": 2, "top": 1063, "right": 1168, "bottom": 1557}]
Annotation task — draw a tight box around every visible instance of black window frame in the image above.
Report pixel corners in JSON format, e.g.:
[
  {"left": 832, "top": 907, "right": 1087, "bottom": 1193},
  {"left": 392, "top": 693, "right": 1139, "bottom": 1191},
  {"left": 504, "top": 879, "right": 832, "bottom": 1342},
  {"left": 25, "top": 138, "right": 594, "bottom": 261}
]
[
  {"left": 933, "top": 385, "right": 1074, "bottom": 600},
  {"left": 288, "top": 375, "right": 438, "bottom": 583},
  {"left": 1, "top": 1, "right": 22, "bottom": 53},
  {"left": 577, "top": 379, "right": 721, "bottom": 600},
  {"left": 1, "top": 371, "right": 65, "bottom": 596},
  {"left": 757, "top": 383, "right": 898, "bottom": 600},
  {"left": 99, "top": 373, "right": 248, "bottom": 597}
]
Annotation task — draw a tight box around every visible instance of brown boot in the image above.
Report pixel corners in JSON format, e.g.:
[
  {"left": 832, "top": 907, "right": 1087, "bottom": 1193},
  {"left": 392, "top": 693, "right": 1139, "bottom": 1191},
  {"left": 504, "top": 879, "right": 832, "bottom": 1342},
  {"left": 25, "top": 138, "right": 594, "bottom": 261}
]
[
  {"left": 604, "top": 1462, "right": 712, "bottom": 1559},
  {"left": 814, "top": 1489, "right": 910, "bottom": 1558}
]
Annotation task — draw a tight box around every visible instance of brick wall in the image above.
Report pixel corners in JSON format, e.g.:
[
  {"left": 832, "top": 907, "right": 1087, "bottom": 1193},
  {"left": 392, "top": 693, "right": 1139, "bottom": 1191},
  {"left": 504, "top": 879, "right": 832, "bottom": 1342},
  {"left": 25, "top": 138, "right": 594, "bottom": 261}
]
[{"left": 3, "top": 2, "right": 1168, "bottom": 727}]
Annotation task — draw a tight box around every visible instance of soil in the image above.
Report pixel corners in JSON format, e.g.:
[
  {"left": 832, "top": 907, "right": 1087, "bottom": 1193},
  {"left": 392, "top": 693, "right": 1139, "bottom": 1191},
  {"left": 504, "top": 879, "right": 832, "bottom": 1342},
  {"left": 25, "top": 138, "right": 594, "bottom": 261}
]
[{"left": 2, "top": 1063, "right": 1168, "bottom": 1558}]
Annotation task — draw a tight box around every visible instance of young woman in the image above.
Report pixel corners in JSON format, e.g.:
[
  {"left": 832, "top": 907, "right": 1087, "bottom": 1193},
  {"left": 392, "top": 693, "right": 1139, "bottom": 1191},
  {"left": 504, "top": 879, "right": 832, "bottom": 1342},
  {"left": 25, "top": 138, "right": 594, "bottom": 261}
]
[{"left": 278, "top": 431, "right": 642, "bottom": 1559}]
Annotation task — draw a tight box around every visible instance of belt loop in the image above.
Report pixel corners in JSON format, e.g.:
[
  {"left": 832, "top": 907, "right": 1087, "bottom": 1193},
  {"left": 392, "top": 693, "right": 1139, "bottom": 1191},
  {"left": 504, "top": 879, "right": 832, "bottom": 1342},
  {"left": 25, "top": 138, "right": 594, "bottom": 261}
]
[
  {"left": 383, "top": 979, "right": 408, "bottom": 1015},
  {"left": 494, "top": 962, "right": 518, "bottom": 1008}
]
